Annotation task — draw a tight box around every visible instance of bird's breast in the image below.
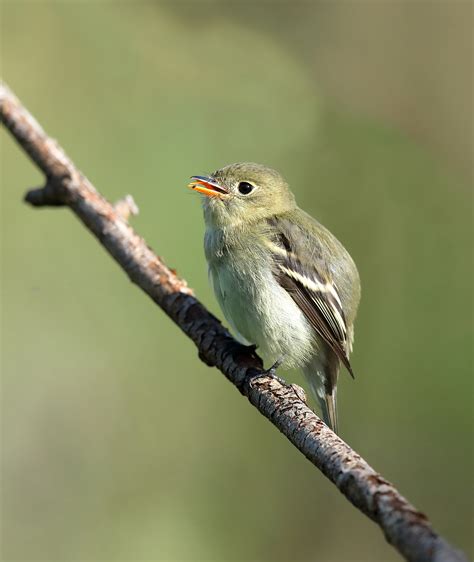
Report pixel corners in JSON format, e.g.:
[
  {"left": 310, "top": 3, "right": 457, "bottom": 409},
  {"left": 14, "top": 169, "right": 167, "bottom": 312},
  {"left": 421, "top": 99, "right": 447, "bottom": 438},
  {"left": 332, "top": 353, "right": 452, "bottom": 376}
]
[{"left": 205, "top": 229, "right": 316, "bottom": 368}]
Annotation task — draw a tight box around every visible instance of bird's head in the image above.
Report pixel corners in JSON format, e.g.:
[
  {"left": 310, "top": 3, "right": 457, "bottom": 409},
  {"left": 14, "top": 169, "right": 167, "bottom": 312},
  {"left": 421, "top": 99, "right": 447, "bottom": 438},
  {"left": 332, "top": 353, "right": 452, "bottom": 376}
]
[{"left": 188, "top": 162, "right": 296, "bottom": 227}]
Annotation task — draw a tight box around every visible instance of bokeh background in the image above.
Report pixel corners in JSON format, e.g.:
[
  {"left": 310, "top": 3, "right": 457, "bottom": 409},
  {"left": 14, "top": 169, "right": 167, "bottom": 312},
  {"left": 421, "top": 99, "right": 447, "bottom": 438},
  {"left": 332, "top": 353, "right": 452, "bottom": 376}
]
[{"left": 1, "top": 2, "right": 472, "bottom": 561}]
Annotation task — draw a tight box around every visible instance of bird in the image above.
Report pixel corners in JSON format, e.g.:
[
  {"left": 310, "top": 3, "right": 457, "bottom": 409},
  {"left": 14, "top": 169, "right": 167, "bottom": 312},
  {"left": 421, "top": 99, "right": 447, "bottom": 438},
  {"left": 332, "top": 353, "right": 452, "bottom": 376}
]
[{"left": 188, "top": 162, "right": 360, "bottom": 433}]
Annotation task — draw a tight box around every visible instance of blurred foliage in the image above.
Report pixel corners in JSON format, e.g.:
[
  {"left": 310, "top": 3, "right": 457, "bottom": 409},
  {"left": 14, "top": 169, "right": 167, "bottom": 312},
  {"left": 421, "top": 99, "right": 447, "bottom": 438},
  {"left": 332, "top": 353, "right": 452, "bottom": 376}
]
[{"left": 1, "top": 2, "right": 472, "bottom": 561}]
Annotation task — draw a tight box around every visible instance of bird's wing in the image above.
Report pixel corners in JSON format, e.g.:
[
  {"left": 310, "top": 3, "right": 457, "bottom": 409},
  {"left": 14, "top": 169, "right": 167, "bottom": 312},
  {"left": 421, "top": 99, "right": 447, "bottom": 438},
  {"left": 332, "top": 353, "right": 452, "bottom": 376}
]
[{"left": 265, "top": 216, "right": 354, "bottom": 377}]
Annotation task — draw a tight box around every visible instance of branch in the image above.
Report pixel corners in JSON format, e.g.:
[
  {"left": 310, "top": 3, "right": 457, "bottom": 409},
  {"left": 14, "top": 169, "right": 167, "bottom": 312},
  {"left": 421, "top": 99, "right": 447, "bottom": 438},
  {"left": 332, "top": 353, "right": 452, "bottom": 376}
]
[{"left": 0, "top": 82, "right": 467, "bottom": 562}]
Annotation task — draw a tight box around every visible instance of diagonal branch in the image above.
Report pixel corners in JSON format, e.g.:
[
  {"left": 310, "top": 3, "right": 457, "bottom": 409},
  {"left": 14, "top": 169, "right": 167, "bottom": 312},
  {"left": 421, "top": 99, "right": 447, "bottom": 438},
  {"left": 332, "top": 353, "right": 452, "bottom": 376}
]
[{"left": 0, "top": 82, "right": 467, "bottom": 562}]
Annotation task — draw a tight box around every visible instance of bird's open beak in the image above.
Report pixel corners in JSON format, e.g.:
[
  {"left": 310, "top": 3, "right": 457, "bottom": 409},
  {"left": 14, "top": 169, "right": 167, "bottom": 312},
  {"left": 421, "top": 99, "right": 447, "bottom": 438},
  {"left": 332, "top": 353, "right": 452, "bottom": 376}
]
[{"left": 187, "top": 176, "right": 228, "bottom": 198}]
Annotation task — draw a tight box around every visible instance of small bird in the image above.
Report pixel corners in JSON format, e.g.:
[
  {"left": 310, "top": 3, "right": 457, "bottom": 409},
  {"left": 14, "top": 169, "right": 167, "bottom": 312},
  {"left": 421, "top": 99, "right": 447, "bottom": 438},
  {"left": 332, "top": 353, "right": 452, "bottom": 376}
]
[{"left": 188, "top": 163, "right": 361, "bottom": 433}]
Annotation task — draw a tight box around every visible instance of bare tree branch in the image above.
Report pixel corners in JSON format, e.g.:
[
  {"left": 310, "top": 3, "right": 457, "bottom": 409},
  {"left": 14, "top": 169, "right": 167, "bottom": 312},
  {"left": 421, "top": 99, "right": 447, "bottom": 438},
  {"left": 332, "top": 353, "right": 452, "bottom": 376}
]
[{"left": 0, "top": 82, "right": 467, "bottom": 562}]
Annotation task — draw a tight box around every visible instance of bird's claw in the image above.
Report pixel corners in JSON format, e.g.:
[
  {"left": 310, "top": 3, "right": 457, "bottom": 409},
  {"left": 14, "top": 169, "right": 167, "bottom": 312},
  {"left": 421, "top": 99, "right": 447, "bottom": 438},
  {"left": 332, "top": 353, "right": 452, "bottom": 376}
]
[
  {"left": 244, "top": 343, "right": 258, "bottom": 354},
  {"left": 250, "top": 357, "right": 287, "bottom": 385}
]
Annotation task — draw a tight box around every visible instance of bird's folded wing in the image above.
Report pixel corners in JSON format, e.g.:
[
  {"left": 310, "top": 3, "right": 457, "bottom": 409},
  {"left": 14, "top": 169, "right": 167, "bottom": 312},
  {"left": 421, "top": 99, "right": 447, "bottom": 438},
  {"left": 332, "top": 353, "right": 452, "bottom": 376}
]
[{"left": 266, "top": 218, "right": 354, "bottom": 377}]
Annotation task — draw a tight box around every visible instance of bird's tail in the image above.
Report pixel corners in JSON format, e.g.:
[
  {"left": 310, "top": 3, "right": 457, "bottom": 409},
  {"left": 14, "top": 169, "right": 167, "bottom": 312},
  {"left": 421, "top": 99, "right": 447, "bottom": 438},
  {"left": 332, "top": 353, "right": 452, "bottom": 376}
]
[
  {"left": 319, "top": 390, "right": 338, "bottom": 434},
  {"left": 302, "top": 352, "right": 340, "bottom": 434}
]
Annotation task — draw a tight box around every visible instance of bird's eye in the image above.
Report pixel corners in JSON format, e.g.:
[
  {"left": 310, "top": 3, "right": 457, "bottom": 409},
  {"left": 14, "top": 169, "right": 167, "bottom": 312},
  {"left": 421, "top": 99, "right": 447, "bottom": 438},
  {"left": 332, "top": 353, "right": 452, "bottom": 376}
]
[{"left": 237, "top": 181, "right": 254, "bottom": 195}]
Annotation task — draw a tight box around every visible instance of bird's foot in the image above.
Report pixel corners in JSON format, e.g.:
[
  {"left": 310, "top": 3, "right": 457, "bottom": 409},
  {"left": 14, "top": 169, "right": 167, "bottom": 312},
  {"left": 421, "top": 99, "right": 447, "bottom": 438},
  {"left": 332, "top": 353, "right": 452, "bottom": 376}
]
[
  {"left": 226, "top": 340, "right": 259, "bottom": 361},
  {"left": 242, "top": 343, "right": 258, "bottom": 355},
  {"left": 245, "top": 357, "right": 307, "bottom": 403},
  {"left": 252, "top": 356, "right": 287, "bottom": 385}
]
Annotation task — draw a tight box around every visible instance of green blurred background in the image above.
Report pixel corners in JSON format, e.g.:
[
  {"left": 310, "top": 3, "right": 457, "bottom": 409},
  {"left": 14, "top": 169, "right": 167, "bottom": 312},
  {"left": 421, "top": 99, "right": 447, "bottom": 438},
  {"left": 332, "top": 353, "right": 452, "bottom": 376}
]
[{"left": 1, "top": 2, "right": 472, "bottom": 561}]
